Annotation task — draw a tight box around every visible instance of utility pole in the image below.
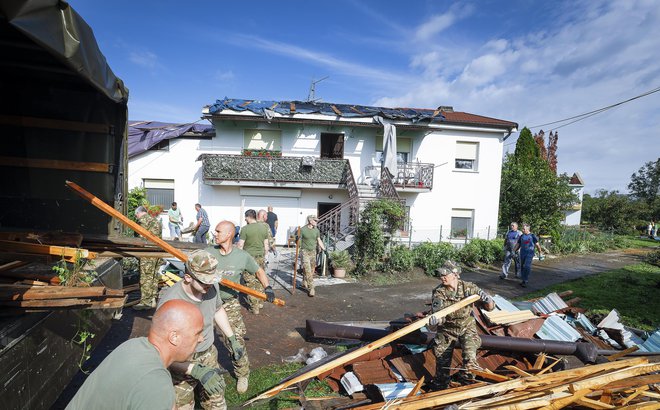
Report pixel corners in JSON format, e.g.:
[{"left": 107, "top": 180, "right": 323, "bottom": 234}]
[{"left": 307, "top": 76, "right": 328, "bottom": 102}]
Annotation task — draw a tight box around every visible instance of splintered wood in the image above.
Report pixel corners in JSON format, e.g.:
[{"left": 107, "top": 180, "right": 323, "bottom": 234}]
[{"left": 350, "top": 357, "right": 660, "bottom": 410}]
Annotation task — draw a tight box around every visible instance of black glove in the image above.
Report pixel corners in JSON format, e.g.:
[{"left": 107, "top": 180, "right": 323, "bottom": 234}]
[
  {"left": 228, "top": 335, "right": 244, "bottom": 361},
  {"left": 190, "top": 364, "right": 224, "bottom": 395},
  {"left": 264, "top": 286, "right": 275, "bottom": 303}
]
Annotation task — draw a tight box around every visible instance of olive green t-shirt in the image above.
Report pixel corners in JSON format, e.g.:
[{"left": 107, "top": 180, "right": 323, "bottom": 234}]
[
  {"left": 66, "top": 337, "right": 174, "bottom": 410},
  {"left": 157, "top": 281, "right": 222, "bottom": 352},
  {"left": 300, "top": 225, "right": 320, "bottom": 251},
  {"left": 239, "top": 221, "right": 270, "bottom": 258},
  {"left": 206, "top": 245, "right": 259, "bottom": 301}
]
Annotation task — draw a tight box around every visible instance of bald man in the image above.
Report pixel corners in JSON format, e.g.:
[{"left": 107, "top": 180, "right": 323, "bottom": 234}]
[
  {"left": 208, "top": 220, "right": 275, "bottom": 394},
  {"left": 67, "top": 300, "right": 204, "bottom": 410}
]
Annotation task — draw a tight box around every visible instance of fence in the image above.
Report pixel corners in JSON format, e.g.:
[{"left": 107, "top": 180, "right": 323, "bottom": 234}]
[{"left": 392, "top": 222, "right": 506, "bottom": 249}]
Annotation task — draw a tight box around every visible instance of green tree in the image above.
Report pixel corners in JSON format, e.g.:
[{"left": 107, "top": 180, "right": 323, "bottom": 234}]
[
  {"left": 628, "top": 158, "right": 660, "bottom": 204},
  {"left": 582, "top": 190, "right": 639, "bottom": 234},
  {"left": 499, "top": 127, "right": 577, "bottom": 235},
  {"left": 354, "top": 199, "right": 405, "bottom": 274}
]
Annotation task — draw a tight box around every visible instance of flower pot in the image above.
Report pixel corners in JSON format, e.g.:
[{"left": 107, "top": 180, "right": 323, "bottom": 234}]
[{"left": 332, "top": 268, "right": 346, "bottom": 278}]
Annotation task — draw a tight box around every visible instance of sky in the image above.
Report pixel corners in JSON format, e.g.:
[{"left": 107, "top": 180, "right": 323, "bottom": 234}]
[{"left": 71, "top": 0, "right": 660, "bottom": 193}]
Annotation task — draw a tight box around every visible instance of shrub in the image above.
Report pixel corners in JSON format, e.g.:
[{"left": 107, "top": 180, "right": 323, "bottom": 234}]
[
  {"left": 354, "top": 199, "right": 406, "bottom": 275},
  {"left": 413, "top": 242, "right": 455, "bottom": 274},
  {"left": 329, "top": 250, "right": 353, "bottom": 270},
  {"left": 384, "top": 246, "right": 415, "bottom": 273},
  {"left": 456, "top": 239, "right": 503, "bottom": 266},
  {"left": 645, "top": 249, "right": 660, "bottom": 267}
]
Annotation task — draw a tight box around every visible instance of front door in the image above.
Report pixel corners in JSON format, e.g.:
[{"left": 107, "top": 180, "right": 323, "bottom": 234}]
[
  {"left": 320, "top": 133, "right": 344, "bottom": 159},
  {"left": 317, "top": 202, "right": 340, "bottom": 218}
]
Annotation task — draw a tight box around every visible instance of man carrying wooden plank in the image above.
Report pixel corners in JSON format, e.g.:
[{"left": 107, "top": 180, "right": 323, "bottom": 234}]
[
  {"left": 158, "top": 249, "right": 242, "bottom": 410},
  {"left": 133, "top": 205, "right": 163, "bottom": 310},
  {"left": 208, "top": 220, "right": 276, "bottom": 394},
  {"left": 66, "top": 300, "right": 204, "bottom": 410},
  {"left": 427, "top": 260, "right": 495, "bottom": 391},
  {"left": 237, "top": 209, "right": 270, "bottom": 314}
]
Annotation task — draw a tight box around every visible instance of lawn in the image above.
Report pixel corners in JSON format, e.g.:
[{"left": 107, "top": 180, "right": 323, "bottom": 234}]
[
  {"left": 519, "top": 263, "right": 660, "bottom": 331},
  {"left": 224, "top": 362, "right": 334, "bottom": 409},
  {"left": 623, "top": 236, "right": 660, "bottom": 249}
]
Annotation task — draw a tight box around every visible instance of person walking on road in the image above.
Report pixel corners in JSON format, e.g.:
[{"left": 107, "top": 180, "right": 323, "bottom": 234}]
[
  {"left": 298, "top": 215, "right": 325, "bottom": 297},
  {"left": 513, "top": 223, "right": 543, "bottom": 288},
  {"left": 207, "top": 220, "right": 276, "bottom": 394},
  {"left": 193, "top": 203, "right": 210, "bottom": 244},
  {"left": 158, "top": 249, "right": 243, "bottom": 410},
  {"left": 501, "top": 222, "right": 522, "bottom": 279},
  {"left": 266, "top": 205, "right": 278, "bottom": 255},
  {"left": 66, "top": 300, "right": 204, "bottom": 410},
  {"left": 133, "top": 206, "right": 163, "bottom": 310},
  {"left": 237, "top": 209, "right": 270, "bottom": 314},
  {"left": 427, "top": 261, "right": 495, "bottom": 391},
  {"left": 168, "top": 201, "right": 183, "bottom": 240}
]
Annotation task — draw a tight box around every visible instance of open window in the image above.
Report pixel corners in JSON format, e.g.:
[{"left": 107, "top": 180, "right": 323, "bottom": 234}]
[{"left": 320, "top": 133, "right": 344, "bottom": 159}]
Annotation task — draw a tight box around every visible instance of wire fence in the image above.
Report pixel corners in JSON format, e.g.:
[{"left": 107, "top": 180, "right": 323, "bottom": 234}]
[{"left": 392, "top": 222, "right": 508, "bottom": 249}]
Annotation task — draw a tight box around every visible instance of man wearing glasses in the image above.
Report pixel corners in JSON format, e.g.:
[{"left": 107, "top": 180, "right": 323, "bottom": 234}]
[{"left": 158, "top": 249, "right": 243, "bottom": 410}]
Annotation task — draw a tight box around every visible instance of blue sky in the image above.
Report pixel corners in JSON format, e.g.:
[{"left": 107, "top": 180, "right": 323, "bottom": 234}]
[{"left": 72, "top": 0, "right": 660, "bottom": 193}]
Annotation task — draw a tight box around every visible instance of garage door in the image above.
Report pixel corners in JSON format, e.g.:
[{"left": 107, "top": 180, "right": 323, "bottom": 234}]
[{"left": 242, "top": 196, "right": 301, "bottom": 245}]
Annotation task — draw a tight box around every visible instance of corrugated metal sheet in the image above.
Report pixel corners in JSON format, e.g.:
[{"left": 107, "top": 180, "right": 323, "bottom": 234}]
[
  {"left": 374, "top": 382, "right": 418, "bottom": 400},
  {"left": 597, "top": 310, "right": 646, "bottom": 349},
  {"left": 638, "top": 330, "right": 660, "bottom": 353},
  {"left": 531, "top": 293, "right": 568, "bottom": 314},
  {"left": 536, "top": 315, "right": 581, "bottom": 342},
  {"left": 565, "top": 313, "right": 597, "bottom": 333},
  {"left": 352, "top": 359, "right": 400, "bottom": 385},
  {"left": 493, "top": 295, "right": 520, "bottom": 312}
]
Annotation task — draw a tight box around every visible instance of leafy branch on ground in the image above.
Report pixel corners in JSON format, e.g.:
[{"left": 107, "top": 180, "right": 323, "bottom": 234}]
[{"left": 52, "top": 250, "right": 96, "bottom": 286}]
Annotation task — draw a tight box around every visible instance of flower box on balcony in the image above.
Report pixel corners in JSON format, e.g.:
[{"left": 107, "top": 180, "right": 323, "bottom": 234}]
[{"left": 241, "top": 149, "right": 282, "bottom": 158}]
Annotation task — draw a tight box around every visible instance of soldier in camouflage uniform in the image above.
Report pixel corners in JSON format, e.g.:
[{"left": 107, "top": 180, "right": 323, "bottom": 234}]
[
  {"left": 237, "top": 209, "right": 270, "bottom": 314},
  {"left": 133, "top": 206, "right": 163, "bottom": 310},
  {"left": 158, "top": 250, "right": 241, "bottom": 410},
  {"left": 208, "top": 220, "right": 275, "bottom": 394},
  {"left": 298, "top": 215, "right": 325, "bottom": 297},
  {"left": 427, "top": 261, "right": 495, "bottom": 390}
]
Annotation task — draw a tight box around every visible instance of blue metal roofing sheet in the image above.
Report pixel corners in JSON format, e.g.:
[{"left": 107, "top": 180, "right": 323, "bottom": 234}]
[
  {"left": 536, "top": 315, "right": 581, "bottom": 342},
  {"left": 638, "top": 330, "right": 660, "bottom": 353},
  {"left": 531, "top": 292, "right": 568, "bottom": 314}
]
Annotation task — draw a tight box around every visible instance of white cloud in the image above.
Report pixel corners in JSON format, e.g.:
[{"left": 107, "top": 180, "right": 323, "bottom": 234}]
[
  {"left": 129, "top": 99, "right": 203, "bottom": 123},
  {"left": 214, "top": 70, "right": 235, "bottom": 82},
  {"left": 414, "top": 3, "right": 474, "bottom": 41},
  {"left": 129, "top": 50, "right": 159, "bottom": 69}
]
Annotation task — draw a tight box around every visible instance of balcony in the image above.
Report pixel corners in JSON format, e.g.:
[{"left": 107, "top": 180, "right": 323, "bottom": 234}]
[
  {"left": 198, "top": 154, "right": 349, "bottom": 188},
  {"left": 364, "top": 162, "right": 434, "bottom": 192}
]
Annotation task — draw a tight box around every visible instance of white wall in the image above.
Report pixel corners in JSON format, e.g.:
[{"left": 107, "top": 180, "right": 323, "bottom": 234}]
[
  {"left": 128, "top": 119, "right": 507, "bottom": 243},
  {"left": 563, "top": 186, "right": 584, "bottom": 226}
]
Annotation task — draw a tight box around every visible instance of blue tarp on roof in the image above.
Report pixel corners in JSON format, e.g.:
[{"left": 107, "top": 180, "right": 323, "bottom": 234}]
[
  {"left": 207, "top": 98, "right": 446, "bottom": 124},
  {"left": 128, "top": 121, "right": 214, "bottom": 158}
]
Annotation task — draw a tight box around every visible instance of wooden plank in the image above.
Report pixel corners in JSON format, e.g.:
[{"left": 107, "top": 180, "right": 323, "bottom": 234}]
[
  {"left": 0, "top": 114, "right": 109, "bottom": 133},
  {"left": 642, "top": 392, "right": 660, "bottom": 400},
  {"left": 472, "top": 369, "right": 511, "bottom": 382},
  {"left": 605, "top": 345, "right": 640, "bottom": 361},
  {"left": 506, "top": 365, "right": 533, "bottom": 377},
  {"left": 0, "top": 269, "right": 61, "bottom": 284},
  {"left": 0, "top": 296, "right": 126, "bottom": 308},
  {"left": 534, "top": 353, "right": 547, "bottom": 370},
  {"left": 0, "top": 260, "right": 29, "bottom": 272},
  {"left": 570, "top": 364, "right": 660, "bottom": 393},
  {"left": 536, "top": 358, "right": 562, "bottom": 376},
  {"left": 406, "top": 376, "right": 424, "bottom": 398},
  {"left": 331, "top": 105, "right": 342, "bottom": 115},
  {"left": 245, "top": 295, "right": 480, "bottom": 404},
  {"left": 65, "top": 180, "right": 285, "bottom": 307},
  {"left": 542, "top": 388, "right": 591, "bottom": 410},
  {"left": 0, "top": 240, "right": 97, "bottom": 259},
  {"left": 0, "top": 156, "right": 111, "bottom": 173},
  {"left": 614, "top": 402, "right": 660, "bottom": 410},
  {"left": 619, "top": 386, "right": 650, "bottom": 406},
  {"left": 574, "top": 397, "right": 615, "bottom": 409},
  {"left": 290, "top": 102, "right": 296, "bottom": 112},
  {"left": 0, "top": 285, "right": 113, "bottom": 300},
  {"left": 0, "top": 231, "right": 83, "bottom": 247}
]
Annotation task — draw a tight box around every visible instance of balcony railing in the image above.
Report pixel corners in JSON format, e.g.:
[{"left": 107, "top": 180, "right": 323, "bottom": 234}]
[
  {"left": 364, "top": 162, "right": 434, "bottom": 190},
  {"left": 198, "top": 154, "right": 349, "bottom": 185}
]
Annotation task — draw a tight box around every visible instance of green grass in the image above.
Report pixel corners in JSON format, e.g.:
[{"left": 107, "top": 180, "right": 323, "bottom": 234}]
[
  {"left": 224, "top": 362, "right": 335, "bottom": 409},
  {"left": 518, "top": 263, "right": 660, "bottom": 331},
  {"left": 623, "top": 236, "right": 659, "bottom": 249}
]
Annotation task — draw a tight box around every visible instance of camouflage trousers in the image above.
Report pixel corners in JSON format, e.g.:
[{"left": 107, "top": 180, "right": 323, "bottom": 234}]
[
  {"left": 173, "top": 344, "right": 226, "bottom": 410},
  {"left": 138, "top": 257, "right": 161, "bottom": 305},
  {"left": 220, "top": 297, "right": 250, "bottom": 378},
  {"left": 301, "top": 249, "right": 316, "bottom": 293},
  {"left": 432, "top": 320, "right": 481, "bottom": 386},
  {"left": 242, "top": 256, "right": 265, "bottom": 313}
]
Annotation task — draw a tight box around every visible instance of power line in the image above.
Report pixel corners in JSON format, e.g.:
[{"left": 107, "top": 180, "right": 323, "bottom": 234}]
[{"left": 529, "top": 85, "right": 660, "bottom": 129}]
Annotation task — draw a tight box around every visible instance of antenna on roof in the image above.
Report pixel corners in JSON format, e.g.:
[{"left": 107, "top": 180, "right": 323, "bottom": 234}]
[{"left": 306, "top": 76, "right": 328, "bottom": 102}]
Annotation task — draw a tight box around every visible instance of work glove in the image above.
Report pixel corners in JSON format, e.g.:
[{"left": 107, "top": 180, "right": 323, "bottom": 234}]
[
  {"left": 228, "top": 335, "right": 244, "bottom": 361},
  {"left": 478, "top": 290, "right": 493, "bottom": 305},
  {"left": 190, "top": 364, "right": 224, "bottom": 395},
  {"left": 427, "top": 314, "right": 444, "bottom": 330},
  {"left": 264, "top": 286, "right": 275, "bottom": 303}
]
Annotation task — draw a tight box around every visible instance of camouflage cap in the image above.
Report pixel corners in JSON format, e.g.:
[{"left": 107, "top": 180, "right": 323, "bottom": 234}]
[
  {"left": 307, "top": 214, "right": 318, "bottom": 222},
  {"left": 435, "top": 260, "right": 461, "bottom": 276},
  {"left": 185, "top": 249, "right": 220, "bottom": 284}
]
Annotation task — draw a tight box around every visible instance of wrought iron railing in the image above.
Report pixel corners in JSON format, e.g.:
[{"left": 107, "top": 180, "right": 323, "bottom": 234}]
[
  {"left": 392, "top": 162, "right": 434, "bottom": 189},
  {"left": 380, "top": 166, "right": 401, "bottom": 200},
  {"left": 317, "top": 161, "right": 359, "bottom": 242}
]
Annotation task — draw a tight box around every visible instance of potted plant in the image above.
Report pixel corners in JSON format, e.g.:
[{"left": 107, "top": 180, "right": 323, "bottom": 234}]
[{"left": 329, "top": 250, "right": 352, "bottom": 278}]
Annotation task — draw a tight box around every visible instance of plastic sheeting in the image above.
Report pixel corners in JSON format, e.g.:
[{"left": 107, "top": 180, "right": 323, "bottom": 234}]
[
  {"left": 128, "top": 121, "right": 214, "bottom": 158},
  {"left": 0, "top": 0, "right": 128, "bottom": 103},
  {"left": 207, "top": 97, "right": 447, "bottom": 124}
]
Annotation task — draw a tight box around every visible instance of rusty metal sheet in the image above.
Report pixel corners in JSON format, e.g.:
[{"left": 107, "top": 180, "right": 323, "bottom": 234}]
[
  {"left": 352, "top": 359, "right": 399, "bottom": 385},
  {"left": 506, "top": 318, "right": 546, "bottom": 338}
]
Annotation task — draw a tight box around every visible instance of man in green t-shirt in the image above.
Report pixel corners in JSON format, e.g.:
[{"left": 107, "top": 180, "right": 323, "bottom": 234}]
[
  {"left": 158, "top": 249, "right": 243, "bottom": 410},
  {"left": 208, "top": 220, "right": 275, "bottom": 394},
  {"left": 298, "top": 215, "right": 326, "bottom": 297},
  {"left": 237, "top": 209, "right": 270, "bottom": 314},
  {"left": 67, "top": 300, "right": 204, "bottom": 410}
]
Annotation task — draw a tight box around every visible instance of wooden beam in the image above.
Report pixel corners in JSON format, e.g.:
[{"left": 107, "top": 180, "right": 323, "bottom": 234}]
[
  {"left": 605, "top": 346, "right": 640, "bottom": 361},
  {"left": 64, "top": 180, "right": 286, "bottom": 307},
  {"left": 0, "top": 114, "right": 109, "bottom": 134},
  {"left": 536, "top": 358, "right": 562, "bottom": 376},
  {"left": 613, "top": 402, "right": 660, "bottom": 410},
  {"left": 0, "top": 260, "right": 29, "bottom": 273},
  {"left": 0, "top": 156, "right": 111, "bottom": 173},
  {"left": 542, "top": 388, "right": 591, "bottom": 410},
  {"left": 505, "top": 365, "right": 533, "bottom": 377},
  {"left": 472, "top": 369, "right": 511, "bottom": 383},
  {"left": 619, "top": 386, "right": 650, "bottom": 406},
  {"left": 533, "top": 353, "right": 547, "bottom": 370},
  {"left": 245, "top": 295, "right": 480, "bottom": 404},
  {"left": 574, "top": 397, "right": 615, "bottom": 409},
  {"left": 0, "top": 296, "right": 126, "bottom": 308},
  {"left": 0, "top": 284, "right": 123, "bottom": 300},
  {"left": 0, "top": 240, "right": 97, "bottom": 259},
  {"left": 406, "top": 376, "right": 425, "bottom": 398},
  {"left": 570, "top": 363, "right": 660, "bottom": 393},
  {"left": 331, "top": 105, "right": 342, "bottom": 116}
]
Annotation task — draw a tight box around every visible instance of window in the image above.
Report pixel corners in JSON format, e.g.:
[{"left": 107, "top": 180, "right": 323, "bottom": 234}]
[
  {"left": 455, "top": 142, "right": 478, "bottom": 170},
  {"left": 244, "top": 129, "right": 282, "bottom": 151},
  {"left": 451, "top": 209, "right": 473, "bottom": 239},
  {"left": 143, "top": 179, "right": 174, "bottom": 209},
  {"left": 375, "top": 137, "right": 411, "bottom": 163}
]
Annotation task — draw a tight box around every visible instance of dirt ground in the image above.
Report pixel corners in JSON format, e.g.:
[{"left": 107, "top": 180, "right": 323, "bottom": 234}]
[{"left": 53, "top": 247, "right": 645, "bottom": 407}]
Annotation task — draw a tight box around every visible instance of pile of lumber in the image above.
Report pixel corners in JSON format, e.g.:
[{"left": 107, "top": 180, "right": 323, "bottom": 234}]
[{"left": 0, "top": 283, "right": 126, "bottom": 311}]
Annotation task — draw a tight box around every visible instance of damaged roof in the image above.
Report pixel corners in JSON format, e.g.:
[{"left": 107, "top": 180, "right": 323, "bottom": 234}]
[
  {"left": 128, "top": 121, "right": 214, "bottom": 158},
  {"left": 204, "top": 97, "right": 518, "bottom": 130}
]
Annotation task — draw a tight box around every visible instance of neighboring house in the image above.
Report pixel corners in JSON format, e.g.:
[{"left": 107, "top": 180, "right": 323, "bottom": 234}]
[
  {"left": 128, "top": 98, "right": 517, "bottom": 246},
  {"left": 563, "top": 172, "right": 585, "bottom": 226}
]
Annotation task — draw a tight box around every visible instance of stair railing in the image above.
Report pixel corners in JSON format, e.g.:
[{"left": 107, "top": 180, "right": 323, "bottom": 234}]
[{"left": 317, "top": 160, "right": 360, "bottom": 242}]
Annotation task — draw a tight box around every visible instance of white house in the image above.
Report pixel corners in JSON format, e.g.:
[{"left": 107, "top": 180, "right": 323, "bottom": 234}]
[
  {"left": 563, "top": 172, "right": 585, "bottom": 226},
  {"left": 128, "top": 98, "right": 517, "bottom": 246}
]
